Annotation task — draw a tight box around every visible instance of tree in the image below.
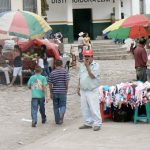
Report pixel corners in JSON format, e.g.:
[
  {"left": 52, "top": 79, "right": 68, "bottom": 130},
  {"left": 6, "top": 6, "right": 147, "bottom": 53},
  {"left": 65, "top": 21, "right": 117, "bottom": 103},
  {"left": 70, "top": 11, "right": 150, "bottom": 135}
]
[{"left": 41, "top": 0, "right": 49, "bottom": 16}]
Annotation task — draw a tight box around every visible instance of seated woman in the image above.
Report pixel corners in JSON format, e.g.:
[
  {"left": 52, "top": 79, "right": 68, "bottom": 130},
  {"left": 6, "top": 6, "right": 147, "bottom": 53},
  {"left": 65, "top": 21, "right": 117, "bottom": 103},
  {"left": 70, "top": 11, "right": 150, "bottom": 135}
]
[{"left": 0, "top": 45, "right": 12, "bottom": 85}]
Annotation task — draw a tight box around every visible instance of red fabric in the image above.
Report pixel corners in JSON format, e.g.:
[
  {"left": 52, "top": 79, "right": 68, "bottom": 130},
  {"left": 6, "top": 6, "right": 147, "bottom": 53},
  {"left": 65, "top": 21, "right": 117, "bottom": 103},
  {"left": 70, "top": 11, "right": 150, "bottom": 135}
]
[
  {"left": 33, "top": 39, "right": 60, "bottom": 60},
  {"left": 130, "top": 26, "right": 149, "bottom": 39},
  {"left": 122, "top": 15, "right": 149, "bottom": 27},
  {"left": 17, "top": 39, "right": 60, "bottom": 60},
  {"left": 17, "top": 40, "right": 34, "bottom": 52},
  {"left": 22, "top": 58, "right": 36, "bottom": 71},
  {"left": 127, "top": 94, "right": 131, "bottom": 101}
]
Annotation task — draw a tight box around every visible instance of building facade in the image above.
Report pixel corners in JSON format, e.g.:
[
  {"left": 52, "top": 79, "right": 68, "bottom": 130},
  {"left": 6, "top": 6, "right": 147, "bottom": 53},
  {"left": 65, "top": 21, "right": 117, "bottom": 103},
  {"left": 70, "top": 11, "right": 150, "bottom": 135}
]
[
  {"left": 46, "top": 0, "right": 150, "bottom": 42},
  {"left": 0, "top": 0, "right": 150, "bottom": 42},
  {"left": 0, "top": 0, "right": 41, "bottom": 15}
]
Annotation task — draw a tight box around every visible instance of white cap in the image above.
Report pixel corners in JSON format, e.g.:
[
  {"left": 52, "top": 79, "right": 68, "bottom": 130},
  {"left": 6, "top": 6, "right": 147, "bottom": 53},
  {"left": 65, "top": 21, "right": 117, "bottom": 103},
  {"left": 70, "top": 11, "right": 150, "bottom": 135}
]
[{"left": 78, "top": 32, "right": 84, "bottom": 36}]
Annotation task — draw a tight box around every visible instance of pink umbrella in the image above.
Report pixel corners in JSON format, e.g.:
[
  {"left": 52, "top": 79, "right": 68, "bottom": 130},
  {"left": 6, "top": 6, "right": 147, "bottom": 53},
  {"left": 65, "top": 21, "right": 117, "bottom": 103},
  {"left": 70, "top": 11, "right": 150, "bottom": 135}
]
[{"left": 0, "top": 10, "right": 51, "bottom": 39}]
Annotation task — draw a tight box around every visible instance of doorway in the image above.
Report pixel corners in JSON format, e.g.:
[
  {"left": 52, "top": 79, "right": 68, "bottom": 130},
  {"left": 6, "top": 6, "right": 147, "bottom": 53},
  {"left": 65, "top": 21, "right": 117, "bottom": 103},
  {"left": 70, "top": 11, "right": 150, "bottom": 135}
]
[{"left": 73, "top": 9, "right": 93, "bottom": 40}]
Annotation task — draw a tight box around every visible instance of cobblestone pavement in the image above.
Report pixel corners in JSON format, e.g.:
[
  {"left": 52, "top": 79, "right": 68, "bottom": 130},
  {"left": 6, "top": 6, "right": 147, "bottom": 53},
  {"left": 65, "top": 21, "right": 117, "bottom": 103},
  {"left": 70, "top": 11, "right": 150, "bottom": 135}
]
[{"left": 0, "top": 59, "right": 138, "bottom": 150}]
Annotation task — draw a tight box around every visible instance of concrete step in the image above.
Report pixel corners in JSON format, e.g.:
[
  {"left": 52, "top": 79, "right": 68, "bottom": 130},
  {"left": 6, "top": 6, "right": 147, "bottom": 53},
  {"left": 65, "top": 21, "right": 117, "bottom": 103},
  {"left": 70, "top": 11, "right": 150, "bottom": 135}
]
[
  {"left": 94, "top": 54, "right": 133, "bottom": 60},
  {"left": 91, "top": 40, "right": 130, "bottom": 60},
  {"left": 91, "top": 40, "right": 113, "bottom": 44},
  {"left": 64, "top": 40, "right": 133, "bottom": 60},
  {"left": 94, "top": 51, "right": 129, "bottom": 56},
  {"left": 92, "top": 43, "right": 120, "bottom": 46},
  {"left": 92, "top": 45, "right": 121, "bottom": 48},
  {"left": 93, "top": 47, "right": 127, "bottom": 52}
]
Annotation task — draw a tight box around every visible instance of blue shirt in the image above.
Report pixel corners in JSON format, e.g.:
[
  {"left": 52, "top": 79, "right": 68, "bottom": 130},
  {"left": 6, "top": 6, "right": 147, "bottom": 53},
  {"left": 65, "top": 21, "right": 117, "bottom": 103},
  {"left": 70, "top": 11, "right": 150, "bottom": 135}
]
[
  {"left": 79, "top": 61, "right": 100, "bottom": 90},
  {"left": 14, "top": 56, "right": 22, "bottom": 67}
]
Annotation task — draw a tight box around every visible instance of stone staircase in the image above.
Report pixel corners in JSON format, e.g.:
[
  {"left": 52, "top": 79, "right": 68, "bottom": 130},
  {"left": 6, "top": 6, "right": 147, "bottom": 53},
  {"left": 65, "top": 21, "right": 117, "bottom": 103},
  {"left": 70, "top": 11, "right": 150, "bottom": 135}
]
[
  {"left": 64, "top": 40, "right": 134, "bottom": 60},
  {"left": 92, "top": 40, "right": 133, "bottom": 60}
]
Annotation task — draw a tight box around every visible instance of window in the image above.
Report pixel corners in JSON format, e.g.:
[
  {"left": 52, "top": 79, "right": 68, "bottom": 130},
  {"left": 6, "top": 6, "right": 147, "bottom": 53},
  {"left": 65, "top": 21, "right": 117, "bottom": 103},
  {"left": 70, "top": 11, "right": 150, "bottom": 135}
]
[
  {"left": 140, "top": 0, "right": 145, "bottom": 14},
  {"left": 121, "top": 0, "right": 123, "bottom": 7},
  {"left": 121, "top": 12, "right": 124, "bottom": 19},
  {"left": 0, "top": 0, "right": 11, "bottom": 13},
  {"left": 23, "top": 0, "right": 37, "bottom": 13}
]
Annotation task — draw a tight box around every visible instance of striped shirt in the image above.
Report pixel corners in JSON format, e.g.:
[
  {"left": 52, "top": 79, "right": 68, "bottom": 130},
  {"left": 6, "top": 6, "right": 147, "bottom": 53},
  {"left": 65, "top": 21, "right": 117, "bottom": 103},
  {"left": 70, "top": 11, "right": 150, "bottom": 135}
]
[{"left": 48, "top": 68, "right": 69, "bottom": 94}]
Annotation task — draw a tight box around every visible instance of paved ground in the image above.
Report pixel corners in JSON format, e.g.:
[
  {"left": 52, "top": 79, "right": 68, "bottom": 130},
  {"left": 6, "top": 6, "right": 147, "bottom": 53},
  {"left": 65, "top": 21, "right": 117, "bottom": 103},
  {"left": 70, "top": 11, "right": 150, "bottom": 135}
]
[
  {"left": 0, "top": 59, "right": 150, "bottom": 150},
  {"left": 19, "top": 119, "right": 150, "bottom": 150}
]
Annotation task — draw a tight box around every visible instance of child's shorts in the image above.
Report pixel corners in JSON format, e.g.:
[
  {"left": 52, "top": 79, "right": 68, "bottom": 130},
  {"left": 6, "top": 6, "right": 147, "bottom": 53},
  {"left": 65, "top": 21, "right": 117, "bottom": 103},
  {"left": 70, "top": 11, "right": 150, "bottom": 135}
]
[{"left": 13, "top": 67, "right": 22, "bottom": 76}]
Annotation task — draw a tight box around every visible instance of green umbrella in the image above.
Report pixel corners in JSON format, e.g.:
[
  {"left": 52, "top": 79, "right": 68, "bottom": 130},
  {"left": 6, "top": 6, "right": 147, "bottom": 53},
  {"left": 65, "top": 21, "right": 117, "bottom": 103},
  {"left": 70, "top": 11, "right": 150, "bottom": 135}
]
[
  {"left": 108, "top": 26, "right": 150, "bottom": 39},
  {"left": 108, "top": 27, "right": 130, "bottom": 39}
]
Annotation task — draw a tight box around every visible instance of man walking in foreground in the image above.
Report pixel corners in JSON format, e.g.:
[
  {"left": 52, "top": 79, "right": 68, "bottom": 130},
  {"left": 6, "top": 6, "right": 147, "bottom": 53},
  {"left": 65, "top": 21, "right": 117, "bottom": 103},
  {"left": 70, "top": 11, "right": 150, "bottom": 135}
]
[
  {"left": 48, "top": 60, "right": 69, "bottom": 125},
  {"left": 133, "top": 38, "right": 147, "bottom": 82},
  {"left": 77, "top": 49, "right": 102, "bottom": 131}
]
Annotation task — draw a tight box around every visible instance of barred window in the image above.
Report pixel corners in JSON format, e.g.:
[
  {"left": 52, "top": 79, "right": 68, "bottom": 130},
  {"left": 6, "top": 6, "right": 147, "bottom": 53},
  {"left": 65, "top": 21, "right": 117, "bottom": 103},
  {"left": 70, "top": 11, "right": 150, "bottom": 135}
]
[
  {"left": 0, "top": 0, "right": 11, "bottom": 13},
  {"left": 23, "top": 0, "right": 37, "bottom": 13}
]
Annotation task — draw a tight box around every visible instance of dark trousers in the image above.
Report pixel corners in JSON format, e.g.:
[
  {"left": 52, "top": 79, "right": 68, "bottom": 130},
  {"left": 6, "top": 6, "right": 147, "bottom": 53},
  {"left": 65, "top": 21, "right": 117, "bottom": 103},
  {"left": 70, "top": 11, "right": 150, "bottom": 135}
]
[
  {"left": 136, "top": 67, "right": 147, "bottom": 82},
  {"left": 78, "top": 45, "right": 83, "bottom": 61},
  {"left": 42, "top": 67, "right": 50, "bottom": 77},
  {"left": 52, "top": 93, "right": 67, "bottom": 124},
  {"left": 146, "top": 68, "right": 150, "bottom": 82},
  {"left": 31, "top": 98, "right": 46, "bottom": 124}
]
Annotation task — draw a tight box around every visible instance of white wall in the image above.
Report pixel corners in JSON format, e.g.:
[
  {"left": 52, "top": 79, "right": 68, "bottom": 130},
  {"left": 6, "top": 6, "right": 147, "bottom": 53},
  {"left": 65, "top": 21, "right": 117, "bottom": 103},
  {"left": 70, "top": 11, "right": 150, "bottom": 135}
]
[
  {"left": 145, "top": 0, "right": 150, "bottom": 14},
  {"left": 121, "top": 0, "right": 132, "bottom": 18},
  {"left": 46, "top": 1, "right": 68, "bottom": 24},
  {"left": 131, "top": 0, "right": 140, "bottom": 15},
  {"left": 11, "top": 0, "right": 23, "bottom": 11},
  {"left": 10, "top": 0, "right": 41, "bottom": 15},
  {"left": 47, "top": 0, "right": 115, "bottom": 24},
  {"left": 66, "top": 0, "right": 73, "bottom": 25},
  {"left": 37, "top": 0, "right": 41, "bottom": 15},
  {"left": 46, "top": 0, "right": 150, "bottom": 25},
  {"left": 73, "top": 1, "right": 113, "bottom": 20}
]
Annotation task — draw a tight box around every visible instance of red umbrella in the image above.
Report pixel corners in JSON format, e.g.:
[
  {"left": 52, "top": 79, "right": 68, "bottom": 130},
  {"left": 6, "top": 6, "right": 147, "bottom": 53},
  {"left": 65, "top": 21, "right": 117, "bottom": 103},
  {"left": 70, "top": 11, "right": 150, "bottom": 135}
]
[
  {"left": 18, "top": 39, "right": 61, "bottom": 60},
  {"left": 129, "top": 26, "right": 150, "bottom": 39},
  {"left": 122, "top": 14, "right": 150, "bottom": 27},
  {"left": 103, "top": 14, "right": 150, "bottom": 34},
  {"left": 33, "top": 39, "right": 61, "bottom": 60},
  {"left": 18, "top": 40, "right": 34, "bottom": 52}
]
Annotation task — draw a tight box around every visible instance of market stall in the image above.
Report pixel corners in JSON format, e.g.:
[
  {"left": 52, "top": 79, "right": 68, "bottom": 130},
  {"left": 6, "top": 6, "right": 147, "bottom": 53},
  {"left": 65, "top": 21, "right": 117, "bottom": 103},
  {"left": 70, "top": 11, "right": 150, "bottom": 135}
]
[{"left": 99, "top": 81, "right": 150, "bottom": 123}]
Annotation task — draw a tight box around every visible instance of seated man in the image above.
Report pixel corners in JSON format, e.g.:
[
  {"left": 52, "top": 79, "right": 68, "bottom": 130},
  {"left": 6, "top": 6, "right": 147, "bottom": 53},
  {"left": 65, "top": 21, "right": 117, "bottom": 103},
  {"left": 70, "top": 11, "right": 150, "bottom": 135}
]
[{"left": 0, "top": 45, "right": 12, "bottom": 85}]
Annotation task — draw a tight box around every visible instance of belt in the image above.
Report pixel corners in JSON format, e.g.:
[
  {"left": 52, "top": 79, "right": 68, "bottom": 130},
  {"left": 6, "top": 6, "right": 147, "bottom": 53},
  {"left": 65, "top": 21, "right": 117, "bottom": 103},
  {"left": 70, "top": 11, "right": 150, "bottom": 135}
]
[{"left": 135, "top": 66, "right": 147, "bottom": 69}]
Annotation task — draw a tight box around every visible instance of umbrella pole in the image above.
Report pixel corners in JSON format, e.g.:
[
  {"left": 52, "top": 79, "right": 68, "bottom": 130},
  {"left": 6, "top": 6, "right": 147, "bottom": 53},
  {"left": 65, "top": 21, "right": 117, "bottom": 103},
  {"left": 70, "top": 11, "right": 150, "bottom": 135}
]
[{"left": 16, "top": 37, "right": 19, "bottom": 45}]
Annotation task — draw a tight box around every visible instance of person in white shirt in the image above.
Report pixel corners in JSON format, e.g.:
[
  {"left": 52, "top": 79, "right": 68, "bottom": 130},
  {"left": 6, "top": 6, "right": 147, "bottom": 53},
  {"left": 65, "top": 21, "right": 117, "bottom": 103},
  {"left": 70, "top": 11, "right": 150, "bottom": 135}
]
[
  {"left": 78, "top": 32, "right": 84, "bottom": 62},
  {"left": 37, "top": 54, "right": 44, "bottom": 71}
]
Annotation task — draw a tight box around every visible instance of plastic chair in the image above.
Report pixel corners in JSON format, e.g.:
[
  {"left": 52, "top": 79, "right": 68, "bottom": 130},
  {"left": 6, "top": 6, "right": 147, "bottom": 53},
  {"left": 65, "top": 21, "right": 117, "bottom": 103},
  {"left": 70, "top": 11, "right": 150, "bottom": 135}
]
[
  {"left": 0, "top": 71, "right": 6, "bottom": 84},
  {"left": 100, "top": 102, "right": 112, "bottom": 122},
  {"left": 134, "top": 102, "right": 150, "bottom": 124}
]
